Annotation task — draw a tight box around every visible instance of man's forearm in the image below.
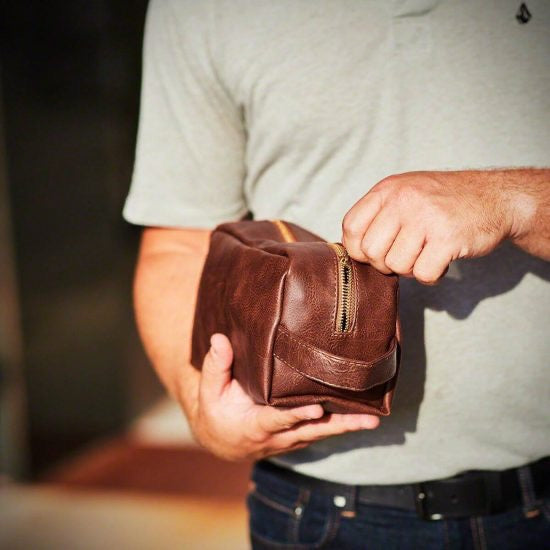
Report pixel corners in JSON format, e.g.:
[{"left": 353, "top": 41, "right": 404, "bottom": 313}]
[
  {"left": 507, "top": 168, "right": 550, "bottom": 260},
  {"left": 133, "top": 227, "right": 211, "bottom": 420}
]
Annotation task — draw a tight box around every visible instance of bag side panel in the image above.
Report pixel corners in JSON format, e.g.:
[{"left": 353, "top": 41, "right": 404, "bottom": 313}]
[
  {"left": 191, "top": 229, "right": 289, "bottom": 404},
  {"left": 191, "top": 231, "right": 231, "bottom": 370}
]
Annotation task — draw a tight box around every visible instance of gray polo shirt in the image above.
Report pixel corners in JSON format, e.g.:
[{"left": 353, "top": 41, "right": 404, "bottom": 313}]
[{"left": 124, "top": 0, "right": 550, "bottom": 484}]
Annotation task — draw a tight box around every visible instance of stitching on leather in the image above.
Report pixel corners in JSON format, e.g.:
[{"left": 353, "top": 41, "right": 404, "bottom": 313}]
[
  {"left": 278, "top": 325, "right": 396, "bottom": 368},
  {"left": 269, "top": 269, "right": 289, "bottom": 403}
]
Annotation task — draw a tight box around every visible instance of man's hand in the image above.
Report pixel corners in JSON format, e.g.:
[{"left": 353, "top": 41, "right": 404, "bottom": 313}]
[
  {"left": 189, "top": 333, "right": 380, "bottom": 462},
  {"left": 342, "top": 169, "right": 550, "bottom": 283}
]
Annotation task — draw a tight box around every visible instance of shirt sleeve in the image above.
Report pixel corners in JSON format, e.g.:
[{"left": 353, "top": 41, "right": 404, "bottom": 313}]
[{"left": 123, "top": 0, "right": 247, "bottom": 228}]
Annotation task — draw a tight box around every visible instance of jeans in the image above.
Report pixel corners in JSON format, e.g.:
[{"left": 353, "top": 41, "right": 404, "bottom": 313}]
[{"left": 247, "top": 462, "right": 550, "bottom": 549}]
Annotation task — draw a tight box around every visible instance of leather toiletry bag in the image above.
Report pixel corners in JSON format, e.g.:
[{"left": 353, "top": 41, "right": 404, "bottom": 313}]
[{"left": 191, "top": 219, "right": 400, "bottom": 415}]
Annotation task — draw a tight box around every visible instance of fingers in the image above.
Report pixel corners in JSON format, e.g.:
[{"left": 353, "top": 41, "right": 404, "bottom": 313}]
[
  {"left": 384, "top": 228, "right": 425, "bottom": 275},
  {"left": 275, "top": 413, "right": 379, "bottom": 448},
  {"left": 358, "top": 210, "right": 401, "bottom": 273},
  {"left": 344, "top": 202, "right": 452, "bottom": 283},
  {"left": 342, "top": 193, "right": 383, "bottom": 258},
  {"left": 413, "top": 242, "right": 453, "bottom": 285},
  {"left": 256, "top": 404, "right": 324, "bottom": 434},
  {"left": 341, "top": 174, "right": 463, "bottom": 283},
  {"left": 200, "top": 333, "right": 233, "bottom": 399}
]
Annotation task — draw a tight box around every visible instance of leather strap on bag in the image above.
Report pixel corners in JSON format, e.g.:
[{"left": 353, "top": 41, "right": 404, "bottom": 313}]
[{"left": 273, "top": 325, "right": 397, "bottom": 392}]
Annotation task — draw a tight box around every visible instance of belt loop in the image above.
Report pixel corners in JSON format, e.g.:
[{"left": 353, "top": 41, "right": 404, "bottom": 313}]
[{"left": 517, "top": 465, "right": 541, "bottom": 518}]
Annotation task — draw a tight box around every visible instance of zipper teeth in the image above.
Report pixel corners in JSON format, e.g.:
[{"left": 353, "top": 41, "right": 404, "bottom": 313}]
[
  {"left": 272, "top": 220, "right": 296, "bottom": 243},
  {"left": 328, "top": 243, "right": 355, "bottom": 332}
]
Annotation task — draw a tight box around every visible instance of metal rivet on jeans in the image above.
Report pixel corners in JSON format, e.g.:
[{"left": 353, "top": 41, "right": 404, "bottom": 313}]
[
  {"left": 294, "top": 506, "right": 303, "bottom": 517},
  {"left": 333, "top": 495, "right": 347, "bottom": 508}
]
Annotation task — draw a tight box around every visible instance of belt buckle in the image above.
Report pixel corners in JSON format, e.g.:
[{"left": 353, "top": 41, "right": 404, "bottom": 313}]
[
  {"left": 414, "top": 475, "right": 494, "bottom": 521},
  {"left": 414, "top": 483, "right": 441, "bottom": 521}
]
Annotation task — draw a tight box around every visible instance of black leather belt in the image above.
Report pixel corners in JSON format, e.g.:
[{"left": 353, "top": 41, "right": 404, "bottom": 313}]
[{"left": 257, "top": 457, "right": 549, "bottom": 521}]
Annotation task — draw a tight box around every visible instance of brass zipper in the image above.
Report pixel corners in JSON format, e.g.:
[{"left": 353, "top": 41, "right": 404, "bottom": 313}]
[
  {"left": 272, "top": 221, "right": 354, "bottom": 332},
  {"left": 272, "top": 219, "right": 296, "bottom": 243},
  {"left": 328, "top": 243, "right": 355, "bottom": 332}
]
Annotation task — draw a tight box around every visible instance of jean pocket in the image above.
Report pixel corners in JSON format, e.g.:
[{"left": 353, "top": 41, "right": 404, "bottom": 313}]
[{"left": 247, "top": 481, "right": 338, "bottom": 549}]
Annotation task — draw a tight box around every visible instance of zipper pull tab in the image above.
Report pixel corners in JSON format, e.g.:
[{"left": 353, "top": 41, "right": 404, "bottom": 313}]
[{"left": 335, "top": 243, "right": 351, "bottom": 266}]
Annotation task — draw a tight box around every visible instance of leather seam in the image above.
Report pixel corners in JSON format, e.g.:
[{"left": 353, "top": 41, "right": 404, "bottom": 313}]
[
  {"left": 278, "top": 325, "right": 396, "bottom": 368},
  {"left": 268, "top": 268, "right": 289, "bottom": 404}
]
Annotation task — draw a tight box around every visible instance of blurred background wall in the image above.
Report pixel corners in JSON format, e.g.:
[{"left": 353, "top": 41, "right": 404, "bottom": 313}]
[
  {"left": 0, "top": 5, "right": 251, "bottom": 547},
  {"left": 0, "top": 0, "right": 163, "bottom": 479}
]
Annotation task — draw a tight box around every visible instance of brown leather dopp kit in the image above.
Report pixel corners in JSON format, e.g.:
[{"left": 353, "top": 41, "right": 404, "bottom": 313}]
[{"left": 191, "top": 220, "right": 401, "bottom": 415}]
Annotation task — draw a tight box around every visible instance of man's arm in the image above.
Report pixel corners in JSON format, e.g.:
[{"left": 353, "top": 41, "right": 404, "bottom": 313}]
[
  {"left": 133, "top": 227, "right": 379, "bottom": 461},
  {"left": 342, "top": 168, "right": 550, "bottom": 283}
]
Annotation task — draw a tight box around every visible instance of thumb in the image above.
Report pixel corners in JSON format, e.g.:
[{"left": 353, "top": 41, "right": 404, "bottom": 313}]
[{"left": 200, "top": 333, "right": 233, "bottom": 399}]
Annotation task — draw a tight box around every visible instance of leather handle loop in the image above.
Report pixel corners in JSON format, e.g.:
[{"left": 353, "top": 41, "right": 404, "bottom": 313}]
[{"left": 273, "top": 326, "right": 397, "bottom": 392}]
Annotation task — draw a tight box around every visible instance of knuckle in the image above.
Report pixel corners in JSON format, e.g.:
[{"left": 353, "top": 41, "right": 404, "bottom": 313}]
[
  {"left": 247, "top": 432, "right": 267, "bottom": 445},
  {"left": 360, "top": 241, "right": 377, "bottom": 260},
  {"left": 285, "top": 411, "right": 301, "bottom": 425},
  {"left": 384, "top": 254, "right": 404, "bottom": 273},
  {"left": 342, "top": 213, "right": 363, "bottom": 238},
  {"left": 431, "top": 222, "right": 455, "bottom": 242},
  {"left": 251, "top": 427, "right": 270, "bottom": 444},
  {"left": 413, "top": 264, "right": 439, "bottom": 285},
  {"left": 376, "top": 175, "right": 398, "bottom": 192},
  {"left": 245, "top": 420, "right": 268, "bottom": 443},
  {"left": 380, "top": 175, "right": 415, "bottom": 200},
  {"left": 458, "top": 244, "right": 471, "bottom": 258},
  {"left": 386, "top": 249, "right": 416, "bottom": 274},
  {"left": 394, "top": 181, "right": 423, "bottom": 204}
]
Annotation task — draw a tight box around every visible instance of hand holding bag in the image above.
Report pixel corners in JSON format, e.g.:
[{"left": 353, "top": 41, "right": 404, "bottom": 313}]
[{"left": 191, "top": 220, "right": 401, "bottom": 415}]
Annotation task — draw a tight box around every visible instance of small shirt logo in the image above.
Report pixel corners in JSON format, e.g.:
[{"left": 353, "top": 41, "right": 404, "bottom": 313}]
[{"left": 516, "top": 3, "right": 532, "bottom": 24}]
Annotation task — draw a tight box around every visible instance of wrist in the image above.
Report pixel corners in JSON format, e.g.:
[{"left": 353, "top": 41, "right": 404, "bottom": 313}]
[
  {"left": 174, "top": 363, "right": 201, "bottom": 424},
  {"left": 498, "top": 169, "right": 542, "bottom": 243}
]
